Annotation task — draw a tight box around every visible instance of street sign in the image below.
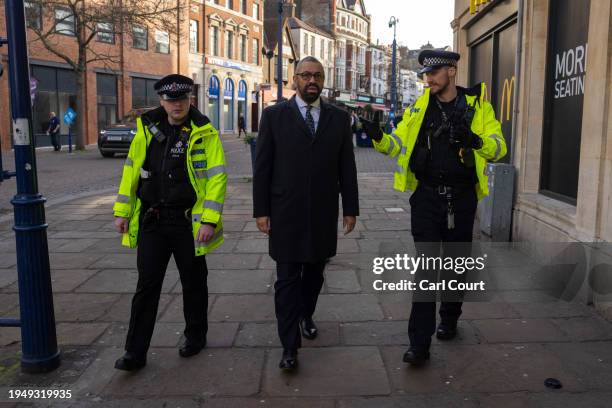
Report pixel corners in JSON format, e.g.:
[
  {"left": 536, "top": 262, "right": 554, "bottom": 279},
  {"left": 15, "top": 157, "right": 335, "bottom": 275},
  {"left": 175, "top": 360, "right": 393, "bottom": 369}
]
[{"left": 63, "top": 107, "right": 77, "bottom": 125}]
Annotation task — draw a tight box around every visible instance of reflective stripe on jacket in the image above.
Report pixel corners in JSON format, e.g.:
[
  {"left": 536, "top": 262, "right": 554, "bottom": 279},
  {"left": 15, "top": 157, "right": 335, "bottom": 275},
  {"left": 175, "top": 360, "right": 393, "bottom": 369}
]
[{"left": 373, "top": 83, "right": 506, "bottom": 200}]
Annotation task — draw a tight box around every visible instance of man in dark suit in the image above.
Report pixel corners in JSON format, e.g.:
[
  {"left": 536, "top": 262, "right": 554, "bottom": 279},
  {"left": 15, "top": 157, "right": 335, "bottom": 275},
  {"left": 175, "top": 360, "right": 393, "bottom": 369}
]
[{"left": 253, "top": 56, "right": 359, "bottom": 371}]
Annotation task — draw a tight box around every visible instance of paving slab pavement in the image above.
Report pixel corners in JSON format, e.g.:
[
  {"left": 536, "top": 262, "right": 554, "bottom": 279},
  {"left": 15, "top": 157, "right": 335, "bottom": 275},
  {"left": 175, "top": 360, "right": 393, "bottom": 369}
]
[{"left": 0, "top": 175, "right": 611, "bottom": 406}]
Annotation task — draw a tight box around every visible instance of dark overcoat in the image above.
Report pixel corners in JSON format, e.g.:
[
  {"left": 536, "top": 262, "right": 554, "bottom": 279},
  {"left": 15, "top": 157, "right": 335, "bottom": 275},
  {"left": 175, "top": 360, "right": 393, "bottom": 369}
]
[{"left": 253, "top": 96, "right": 359, "bottom": 263}]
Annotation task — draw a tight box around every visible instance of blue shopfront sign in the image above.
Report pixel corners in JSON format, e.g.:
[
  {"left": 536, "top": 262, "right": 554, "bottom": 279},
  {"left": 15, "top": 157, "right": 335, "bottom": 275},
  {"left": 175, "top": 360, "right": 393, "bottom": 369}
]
[{"left": 208, "top": 76, "right": 220, "bottom": 99}]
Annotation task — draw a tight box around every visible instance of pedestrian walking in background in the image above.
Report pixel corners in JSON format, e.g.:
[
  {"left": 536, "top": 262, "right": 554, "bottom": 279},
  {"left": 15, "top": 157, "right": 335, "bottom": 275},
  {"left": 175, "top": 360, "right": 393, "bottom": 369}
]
[
  {"left": 238, "top": 115, "right": 246, "bottom": 138},
  {"left": 47, "top": 112, "right": 61, "bottom": 151}
]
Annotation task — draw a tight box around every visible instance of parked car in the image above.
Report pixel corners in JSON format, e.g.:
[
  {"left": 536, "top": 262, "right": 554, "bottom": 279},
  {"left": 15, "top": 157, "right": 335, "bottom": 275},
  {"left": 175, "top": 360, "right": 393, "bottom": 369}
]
[{"left": 97, "top": 107, "right": 156, "bottom": 158}]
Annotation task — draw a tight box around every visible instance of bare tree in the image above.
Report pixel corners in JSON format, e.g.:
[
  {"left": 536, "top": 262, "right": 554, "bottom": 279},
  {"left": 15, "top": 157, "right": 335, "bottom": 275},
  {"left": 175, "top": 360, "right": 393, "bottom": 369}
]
[{"left": 17, "top": 0, "right": 184, "bottom": 149}]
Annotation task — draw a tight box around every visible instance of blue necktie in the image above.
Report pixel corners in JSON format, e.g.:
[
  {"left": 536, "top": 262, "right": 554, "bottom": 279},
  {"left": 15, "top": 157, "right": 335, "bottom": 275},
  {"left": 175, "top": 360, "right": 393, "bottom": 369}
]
[{"left": 305, "top": 105, "right": 315, "bottom": 137}]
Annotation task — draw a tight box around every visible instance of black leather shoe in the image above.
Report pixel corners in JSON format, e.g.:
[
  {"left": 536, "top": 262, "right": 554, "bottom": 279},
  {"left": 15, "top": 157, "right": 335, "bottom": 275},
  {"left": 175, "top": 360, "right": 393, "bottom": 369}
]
[
  {"left": 300, "top": 317, "right": 318, "bottom": 340},
  {"left": 279, "top": 349, "right": 298, "bottom": 370},
  {"left": 436, "top": 323, "right": 458, "bottom": 340},
  {"left": 179, "top": 340, "right": 206, "bottom": 358},
  {"left": 114, "top": 352, "right": 146, "bottom": 371},
  {"left": 402, "top": 349, "right": 430, "bottom": 366}
]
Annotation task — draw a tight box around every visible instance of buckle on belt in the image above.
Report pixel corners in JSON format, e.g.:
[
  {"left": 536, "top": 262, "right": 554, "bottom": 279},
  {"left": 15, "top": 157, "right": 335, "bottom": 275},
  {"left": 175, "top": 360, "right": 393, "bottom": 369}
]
[{"left": 437, "top": 185, "right": 448, "bottom": 195}]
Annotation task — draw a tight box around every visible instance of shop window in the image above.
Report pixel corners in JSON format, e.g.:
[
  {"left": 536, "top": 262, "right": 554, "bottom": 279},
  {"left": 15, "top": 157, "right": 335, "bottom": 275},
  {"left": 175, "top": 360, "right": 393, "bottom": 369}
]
[{"left": 540, "top": 0, "right": 591, "bottom": 203}]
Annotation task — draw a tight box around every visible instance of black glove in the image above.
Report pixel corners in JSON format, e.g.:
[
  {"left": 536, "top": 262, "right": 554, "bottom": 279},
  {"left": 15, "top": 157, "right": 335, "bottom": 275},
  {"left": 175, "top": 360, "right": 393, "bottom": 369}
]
[
  {"left": 450, "top": 123, "right": 483, "bottom": 149},
  {"left": 359, "top": 117, "right": 383, "bottom": 142}
]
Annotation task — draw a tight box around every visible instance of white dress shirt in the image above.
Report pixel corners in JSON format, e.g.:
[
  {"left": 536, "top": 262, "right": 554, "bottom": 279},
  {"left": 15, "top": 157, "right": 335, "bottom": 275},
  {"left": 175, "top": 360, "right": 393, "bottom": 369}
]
[{"left": 295, "top": 94, "right": 321, "bottom": 133}]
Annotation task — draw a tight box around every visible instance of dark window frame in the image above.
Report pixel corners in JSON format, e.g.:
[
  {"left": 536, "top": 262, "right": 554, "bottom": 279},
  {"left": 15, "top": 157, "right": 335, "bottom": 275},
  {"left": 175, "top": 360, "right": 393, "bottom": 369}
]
[
  {"left": 96, "top": 21, "right": 115, "bottom": 44},
  {"left": 54, "top": 6, "right": 75, "bottom": 36},
  {"left": 25, "top": 1, "right": 42, "bottom": 30},
  {"left": 132, "top": 25, "right": 148, "bottom": 50}
]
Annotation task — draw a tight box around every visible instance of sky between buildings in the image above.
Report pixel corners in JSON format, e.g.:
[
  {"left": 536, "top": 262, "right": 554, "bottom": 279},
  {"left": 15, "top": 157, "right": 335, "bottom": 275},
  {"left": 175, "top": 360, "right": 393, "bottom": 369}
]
[{"left": 364, "top": 0, "right": 455, "bottom": 50}]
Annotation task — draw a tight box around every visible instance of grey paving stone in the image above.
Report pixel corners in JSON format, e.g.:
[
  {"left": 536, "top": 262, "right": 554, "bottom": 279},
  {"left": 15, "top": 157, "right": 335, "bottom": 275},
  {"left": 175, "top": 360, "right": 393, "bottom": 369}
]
[
  {"left": 50, "top": 269, "right": 99, "bottom": 292},
  {"left": 55, "top": 238, "right": 103, "bottom": 253},
  {"left": 510, "top": 301, "right": 596, "bottom": 318},
  {"left": 0, "top": 252, "right": 17, "bottom": 268},
  {"left": 336, "top": 239, "right": 359, "bottom": 254},
  {"left": 459, "top": 301, "right": 520, "bottom": 319},
  {"left": 99, "top": 293, "right": 173, "bottom": 322},
  {"left": 97, "top": 322, "right": 183, "bottom": 348},
  {"left": 0, "top": 326, "right": 20, "bottom": 346},
  {"left": 377, "top": 294, "right": 411, "bottom": 320},
  {"left": 0, "top": 268, "right": 17, "bottom": 289},
  {"left": 53, "top": 293, "right": 122, "bottom": 322},
  {"left": 546, "top": 341, "right": 612, "bottom": 390},
  {"left": 234, "top": 238, "right": 269, "bottom": 253},
  {"left": 364, "top": 220, "right": 410, "bottom": 231},
  {"left": 49, "top": 252, "right": 105, "bottom": 270},
  {"left": 49, "top": 230, "right": 118, "bottom": 239},
  {"left": 264, "top": 346, "right": 390, "bottom": 396},
  {"left": 103, "top": 348, "right": 264, "bottom": 397},
  {"left": 76, "top": 269, "right": 177, "bottom": 294},
  {"left": 201, "top": 398, "right": 335, "bottom": 408},
  {"left": 472, "top": 318, "right": 568, "bottom": 343},
  {"left": 259, "top": 254, "right": 276, "bottom": 269},
  {"left": 56, "top": 322, "right": 110, "bottom": 345},
  {"left": 88, "top": 253, "right": 137, "bottom": 269},
  {"left": 170, "top": 269, "right": 273, "bottom": 295},
  {"left": 338, "top": 395, "right": 479, "bottom": 408},
  {"left": 206, "top": 322, "right": 240, "bottom": 348},
  {"left": 206, "top": 253, "right": 261, "bottom": 270},
  {"left": 235, "top": 322, "right": 339, "bottom": 347},
  {"left": 324, "top": 270, "right": 361, "bottom": 293},
  {"left": 381, "top": 343, "right": 584, "bottom": 394},
  {"left": 80, "top": 238, "right": 133, "bottom": 253},
  {"left": 209, "top": 295, "right": 275, "bottom": 322},
  {"left": 158, "top": 294, "right": 214, "bottom": 323},
  {"left": 58, "top": 398, "right": 201, "bottom": 408},
  {"left": 315, "top": 294, "right": 384, "bottom": 322},
  {"left": 551, "top": 316, "right": 612, "bottom": 341},
  {"left": 527, "top": 391, "right": 612, "bottom": 408}
]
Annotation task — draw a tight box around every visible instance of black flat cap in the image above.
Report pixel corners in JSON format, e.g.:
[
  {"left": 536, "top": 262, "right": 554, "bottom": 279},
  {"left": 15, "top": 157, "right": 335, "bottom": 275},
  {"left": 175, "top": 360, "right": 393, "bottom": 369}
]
[
  {"left": 154, "top": 74, "right": 194, "bottom": 100},
  {"left": 418, "top": 50, "right": 460, "bottom": 74}
]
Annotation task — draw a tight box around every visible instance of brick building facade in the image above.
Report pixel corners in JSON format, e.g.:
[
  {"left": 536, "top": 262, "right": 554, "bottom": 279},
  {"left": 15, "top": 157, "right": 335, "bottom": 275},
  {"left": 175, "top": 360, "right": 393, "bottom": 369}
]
[{"left": 0, "top": 2, "right": 189, "bottom": 149}]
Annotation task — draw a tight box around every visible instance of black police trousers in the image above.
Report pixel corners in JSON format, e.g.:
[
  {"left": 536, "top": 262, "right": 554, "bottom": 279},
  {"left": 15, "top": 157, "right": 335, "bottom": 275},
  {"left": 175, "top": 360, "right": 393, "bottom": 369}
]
[
  {"left": 408, "top": 185, "right": 477, "bottom": 352},
  {"left": 125, "top": 214, "right": 208, "bottom": 356},
  {"left": 274, "top": 261, "right": 325, "bottom": 350}
]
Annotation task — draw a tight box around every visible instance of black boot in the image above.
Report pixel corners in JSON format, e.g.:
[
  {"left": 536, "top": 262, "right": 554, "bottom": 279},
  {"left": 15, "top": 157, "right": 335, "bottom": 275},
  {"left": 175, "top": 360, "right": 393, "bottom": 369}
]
[
  {"left": 402, "top": 348, "right": 430, "bottom": 366},
  {"left": 279, "top": 348, "right": 298, "bottom": 370},
  {"left": 179, "top": 339, "right": 206, "bottom": 358},
  {"left": 114, "top": 352, "right": 146, "bottom": 371},
  {"left": 436, "top": 322, "right": 458, "bottom": 340},
  {"left": 299, "top": 317, "right": 318, "bottom": 340}
]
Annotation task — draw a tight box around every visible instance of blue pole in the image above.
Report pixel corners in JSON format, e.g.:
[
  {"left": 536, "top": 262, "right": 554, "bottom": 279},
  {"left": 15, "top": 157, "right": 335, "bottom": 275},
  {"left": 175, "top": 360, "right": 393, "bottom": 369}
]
[
  {"left": 4, "top": 0, "right": 60, "bottom": 373},
  {"left": 68, "top": 126, "right": 72, "bottom": 154}
]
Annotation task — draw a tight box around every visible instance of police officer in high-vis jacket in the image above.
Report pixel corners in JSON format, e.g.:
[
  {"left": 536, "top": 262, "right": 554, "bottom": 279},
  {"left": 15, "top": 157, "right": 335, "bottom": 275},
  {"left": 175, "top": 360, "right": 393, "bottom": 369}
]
[
  {"left": 113, "top": 74, "right": 227, "bottom": 371},
  {"left": 362, "top": 50, "right": 506, "bottom": 366}
]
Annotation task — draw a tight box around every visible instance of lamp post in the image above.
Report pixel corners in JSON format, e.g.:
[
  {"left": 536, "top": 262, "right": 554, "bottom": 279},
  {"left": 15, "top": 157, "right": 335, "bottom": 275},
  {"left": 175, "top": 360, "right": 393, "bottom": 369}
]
[
  {"left": 2, "top": 0, "right": 60, "bottom": 373},
  {"left": 388, "top": 16, "right": 399, "bottom": 126}
]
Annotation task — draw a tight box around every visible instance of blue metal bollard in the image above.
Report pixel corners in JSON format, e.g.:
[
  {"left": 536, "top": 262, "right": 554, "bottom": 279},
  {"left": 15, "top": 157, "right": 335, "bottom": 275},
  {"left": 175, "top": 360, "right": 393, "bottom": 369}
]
[
  {"left": 4, "top": 0, "right": 60, "bottom": 373},
  {"left": 68, "top": 125, "right": 72, "bottom": 154}
]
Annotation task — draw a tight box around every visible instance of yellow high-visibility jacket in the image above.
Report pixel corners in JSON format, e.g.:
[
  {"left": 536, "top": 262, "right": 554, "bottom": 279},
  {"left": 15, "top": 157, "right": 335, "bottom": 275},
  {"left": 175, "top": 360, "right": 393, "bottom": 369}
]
[
  {"left": 374, "top": 83, "right": 506, "bottom": 200},
  {"left": 112, "top": 107, "right": 226, "bottom": 255}
]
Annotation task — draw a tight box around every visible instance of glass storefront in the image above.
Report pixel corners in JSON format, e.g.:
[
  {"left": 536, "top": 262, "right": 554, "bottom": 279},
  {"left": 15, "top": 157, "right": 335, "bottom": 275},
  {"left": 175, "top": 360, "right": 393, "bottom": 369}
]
[
  {"left": 96, "top": 73, "right": 118, "bottom": 132},
  {"left": 237, "top": 80, "right": 247, "bottom": 131},
  {"left": 540, "top": 0, "right": 591, "bottom": 203},
  {"left": 30, "top": 65, "right": 77, "bottom": 146},
  {"left": 208, "top": 76, "right": 220, "bottom": 129},
  {"left": 223, "top": 78, "right": 234, "bottom": 132}
]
